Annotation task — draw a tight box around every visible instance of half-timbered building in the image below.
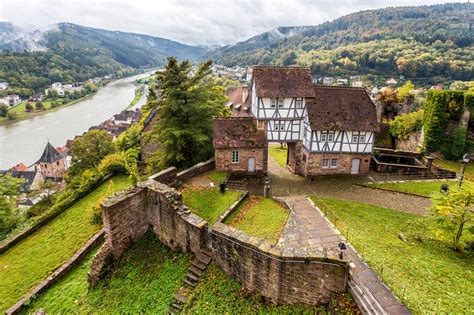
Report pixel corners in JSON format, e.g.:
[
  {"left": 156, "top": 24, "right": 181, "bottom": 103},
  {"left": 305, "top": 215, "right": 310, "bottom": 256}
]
[{"left": 218, "top": 66, "right": 379, "bottom": 176}]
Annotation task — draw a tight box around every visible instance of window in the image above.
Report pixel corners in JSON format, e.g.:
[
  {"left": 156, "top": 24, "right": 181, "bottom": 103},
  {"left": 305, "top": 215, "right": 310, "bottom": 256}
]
[
  {"left": 278, "top": 98, "right": 284, "bottom": 108},
  {"left": 231, "top": 150, "right": 239, "bottom": 163},
  {"left": 303, "top": 126, "right": 307, "bottom": 138},
  {"left": 274, "top": 121, "right": 285, "bottom": 131},
  {"left": 359, "top": 135, "right": 366, "bottom": 143},
  {"left": 257, "top": 120, "right": 265, "bottom": 129},
  {"left": 331, "top": 158, "right": 338, "bottom": 169},
  {"left": 352, "top": 135, "right": 359, "bottom": 143},
  {"left": 327, "top": 133, "right": 334, "bottom": 142},
  {"left": 322, "top": 158, "right": 329, "bottom": 169},
  {"left": 295, "top": 98, "right": 303, "bottom": 108},
  {"left": 321, "top": 133, "right": 327, "bottom": 142},
  {"left": 270, "top": 98, "right": 276, "bottom": 108}
]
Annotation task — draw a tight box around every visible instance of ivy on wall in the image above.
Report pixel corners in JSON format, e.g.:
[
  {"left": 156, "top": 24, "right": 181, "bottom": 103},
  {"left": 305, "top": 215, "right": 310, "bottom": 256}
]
[{"left": 390, "top": 110, "right": 424, "bottom": 140}]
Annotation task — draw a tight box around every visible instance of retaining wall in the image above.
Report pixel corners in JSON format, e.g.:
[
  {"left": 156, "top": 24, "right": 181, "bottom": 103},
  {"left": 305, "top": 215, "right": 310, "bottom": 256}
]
[
  {"left": 210, "top": 223, "right": 348, "bottom": 305},
  {"left": 176, "top": 159, "right": 215, "bottom": 183}
]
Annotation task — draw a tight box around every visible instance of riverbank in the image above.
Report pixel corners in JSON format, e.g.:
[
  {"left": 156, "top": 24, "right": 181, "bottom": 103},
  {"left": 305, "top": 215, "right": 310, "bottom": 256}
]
[{"left": 0, "top": 95, "right": 96, "bottom": 126}]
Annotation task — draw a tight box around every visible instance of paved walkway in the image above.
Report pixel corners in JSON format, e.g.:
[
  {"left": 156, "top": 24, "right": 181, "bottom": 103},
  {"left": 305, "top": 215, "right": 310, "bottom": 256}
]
[
  {"left": 268, "top": 153, "right": 431, "bottom": 215},
  {"left": 279, "top": 196, "right": 410, "bottom": 315}
]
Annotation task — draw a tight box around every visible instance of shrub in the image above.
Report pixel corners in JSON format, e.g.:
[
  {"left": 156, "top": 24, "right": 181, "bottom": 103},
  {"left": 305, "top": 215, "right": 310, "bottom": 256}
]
[
  {"left": 25, "top": 102, "right": 33, "bottom": 112},
  {"left": 98, "top": 153, "right": 128, "bottom": 175},
  {"left": 0, "top": 198, "right": 21, "bottom": 239},
  {"left": 0, "top": 104, "right": 8, "bottom": 117},
  {"left": 442, "top": 127, "right": 467, "bottom": 160},
  {"left": 390, "top": 110, "right": 424, "bottom": 140},
  {"left": 89, "top": 198, "right": 103, "bottom": 225},
  {"left": 35, "top": 102, "right": 45, "bottom": 110}
]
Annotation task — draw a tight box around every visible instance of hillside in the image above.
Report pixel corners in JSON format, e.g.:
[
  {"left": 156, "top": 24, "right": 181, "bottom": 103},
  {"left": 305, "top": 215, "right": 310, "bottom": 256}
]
[
  {"left": 210, "top": 3, "right": 473, "bottom": 82},
  {"left": 0, "top": 23, "right": 205, "bottom": 94}
]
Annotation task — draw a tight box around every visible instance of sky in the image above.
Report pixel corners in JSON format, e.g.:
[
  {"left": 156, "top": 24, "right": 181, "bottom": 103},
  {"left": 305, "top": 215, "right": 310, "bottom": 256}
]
[{"left": 0, "top": 0, "right": 464, "bottom": 46}]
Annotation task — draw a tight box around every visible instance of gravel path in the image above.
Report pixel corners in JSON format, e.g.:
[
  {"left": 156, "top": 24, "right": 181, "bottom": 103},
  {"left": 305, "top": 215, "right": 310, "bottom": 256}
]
[{"left": 268, "top": 155, "right": 431, "bottom": 215}]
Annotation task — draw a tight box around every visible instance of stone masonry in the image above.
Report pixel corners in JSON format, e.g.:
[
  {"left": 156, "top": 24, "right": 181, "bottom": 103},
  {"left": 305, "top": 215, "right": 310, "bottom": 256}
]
[{"left": 215, "top": 148, "right": 268, "bottom": 174}]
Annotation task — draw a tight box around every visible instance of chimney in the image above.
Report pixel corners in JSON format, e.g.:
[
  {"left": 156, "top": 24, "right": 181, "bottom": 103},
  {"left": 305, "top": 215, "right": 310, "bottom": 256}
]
[{"left": 242, "top": 85, "right": 249, "bottom": 104}]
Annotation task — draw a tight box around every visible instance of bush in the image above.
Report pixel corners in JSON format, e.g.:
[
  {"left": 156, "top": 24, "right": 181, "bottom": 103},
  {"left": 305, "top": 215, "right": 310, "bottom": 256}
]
[
  {"left": 0, "top": 198, "right": 21, "bottom": 239},
  {"left": 25, "top": 102, "right": 33, "bottom": 112},
  {"left": 0, "top": 104, "right": 8, "bottom": 117},
  {"left": 35, "top": 102, "right": 45, "bottom": 110},
  {"left": 6, "top": 111, "right": 17, "bottom": 120},
  {"left": 98, "top": 153, "right": 128, "bottom": 175},
  {"left": 442, "top": 127, "right": 467, "bottom": 160},
  {"left": 390, "top": 110, "right": 423, "bottom": 140},
  {"left": 89, "top": 198, "right": 103, "bottom": 225}
]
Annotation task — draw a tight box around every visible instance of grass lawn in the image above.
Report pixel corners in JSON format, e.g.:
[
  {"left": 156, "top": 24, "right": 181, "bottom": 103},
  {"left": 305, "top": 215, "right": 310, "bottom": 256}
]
[
  {"left": 183, "top": 263, "right": 359, "bottom": 313},
  {"left": 21, "top": 232, "right": 190, "bottom": 314},
  {"left": 311, "top": 196, "right": 474, "bottom": 314},
  {"left": 269, "top": 144, "right": 287, "bottom": 168},
  {"left": 206, "top": 170, "right": 227, "bottom": 184},
  {"left": 125, "top": 88, "right": 144, "bottom": 109},
  {"left": 0, "top": 175, "right": 130, "bottom": 313},
  {"left": 224, "top": 196, "right": 288, "bottom": 243},
  {"left": 181, "top": 187, "right": 241, "bottom": 225},
  {"left": 0, "top": 97, "right": 88, "bottom": 125},
  {"left": 368, "top": 180, "right": 468, "bottom": 197},
  {"left": 435, "top": 159, "right": 474, "bottom": 180}
]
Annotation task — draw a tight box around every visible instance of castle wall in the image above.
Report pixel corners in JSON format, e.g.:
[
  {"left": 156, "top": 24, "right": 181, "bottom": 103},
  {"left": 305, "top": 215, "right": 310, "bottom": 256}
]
[
  {"left": 211, "top": 223, "right": 348, "bottom": 305},
  {"left": 215, "top": 147, "right": 267, "bottom": 174}
]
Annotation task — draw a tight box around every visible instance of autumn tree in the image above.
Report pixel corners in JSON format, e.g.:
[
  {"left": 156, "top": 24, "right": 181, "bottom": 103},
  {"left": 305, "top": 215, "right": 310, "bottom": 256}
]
[
  {"left": 431, "top": 186, "right": 473, "bottom": 252},
  {"left": 150, "top": 57, "right": 228, "bottom": 170},
  {"left": 71, "top": 130, "right": 116, "bottom": 172}
]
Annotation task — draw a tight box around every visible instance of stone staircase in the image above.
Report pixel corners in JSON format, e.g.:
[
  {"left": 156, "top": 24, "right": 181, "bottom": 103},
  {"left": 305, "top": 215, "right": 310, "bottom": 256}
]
[{"left": 168, "top": 249, "right": 212, "bottom": 314}]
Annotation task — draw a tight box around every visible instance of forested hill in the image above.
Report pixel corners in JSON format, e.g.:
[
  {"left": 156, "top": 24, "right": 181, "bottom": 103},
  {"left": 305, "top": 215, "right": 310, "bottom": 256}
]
[
  {"left": 0, "top": 23, "right": 205, "bottom": 95},
  {"left": 210, "top": 3, "right": 473, "bottom": 82}
]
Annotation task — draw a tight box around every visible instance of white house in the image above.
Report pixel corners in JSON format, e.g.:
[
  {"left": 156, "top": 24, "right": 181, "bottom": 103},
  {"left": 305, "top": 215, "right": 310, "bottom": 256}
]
[
  {"left": 246, "top": 66, "right": 379, "bottom": 176},
  {"left": 322, "top": 77, "right": 334, "bottom": 85},
  {"left": 336, "top": 78, "right": 349, "bottom": 86},
  {"left": 0, "top": 95, "right": 21, "bottom": 107},
  {"left": 0, "top": 82, "right": 9, "bottom": 90}
]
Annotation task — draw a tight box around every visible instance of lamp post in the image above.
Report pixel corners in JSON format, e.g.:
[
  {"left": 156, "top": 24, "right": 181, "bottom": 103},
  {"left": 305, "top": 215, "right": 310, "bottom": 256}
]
[
  {"left": 338, "top": 241, "right": 346, "bottom": 260},
  {"left": 458, "top": 154, "right": 470, "bottom": 190}
]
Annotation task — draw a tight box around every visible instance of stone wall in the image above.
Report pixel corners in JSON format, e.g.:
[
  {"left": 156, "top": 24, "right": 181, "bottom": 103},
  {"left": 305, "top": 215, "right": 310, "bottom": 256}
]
[
  {"left": 394, "top": 132, "right": 422, "bottom": 152},
  {"left": 287, "top": 142, "right": 304, "bottom": 174},
  {"left": 302, "top": 151, "right": 371, "bottom": 176},
  {"left": 177, "top": 159, "right": 215, "bottom": 182},
  {"left": 148, "top": 167, "right": 178, "bottom": 186},
  {"left": 215, "top": 147, "right": 268, "bottom": 174},
  {"left": 210, "top": 223, "right": 348, "bottom": 305},
  {"left": 88, "top": 180, "right": 207, "bottom": 285}
]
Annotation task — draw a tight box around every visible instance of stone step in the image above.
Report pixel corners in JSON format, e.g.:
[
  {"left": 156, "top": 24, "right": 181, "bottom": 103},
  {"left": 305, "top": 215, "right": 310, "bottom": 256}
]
[
  {"left": 174, "top": 292, "right": 187, "bottom": 304},
  {"left": 192, "top": 259, "right": 207, "bottom": 271},
  {"left": 186, "top": 272, "right": 199, "bottom": 282},
  {"left": 188, "top": 265, "right": 203, "bottom": 277},
  {"left": 200, "top": 248, "right": 212, "bottom": 257},
  {"left": 197, "top": 253, "right": 211, "bottom": 265},
  {"left": 183, "top": 278, "right": 197, "bottom": 287}
]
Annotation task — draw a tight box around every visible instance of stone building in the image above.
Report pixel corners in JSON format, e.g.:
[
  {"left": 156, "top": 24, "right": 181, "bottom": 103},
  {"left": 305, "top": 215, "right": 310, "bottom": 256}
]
[
  {"left": 213, "top": 117, "right": 268, "bottom": 174},
  {"left": 35, "top": 142, "right": 66, "bottom": 178},
  {"left": 223, "top": 66, "right": 379, "bottom": 176}
]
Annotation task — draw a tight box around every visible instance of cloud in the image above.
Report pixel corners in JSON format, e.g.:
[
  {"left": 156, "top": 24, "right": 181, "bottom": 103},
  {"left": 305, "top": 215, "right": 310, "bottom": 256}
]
[{"left": 0, "top": 0, "right": 461, "bottom": 45}]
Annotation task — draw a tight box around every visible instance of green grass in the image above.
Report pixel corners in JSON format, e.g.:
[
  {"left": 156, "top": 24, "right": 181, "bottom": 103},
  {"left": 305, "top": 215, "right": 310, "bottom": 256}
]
[
  {"left": 368, "top": 180, "right": 466, "bottom": 197},
  {"left": 269, "top": 145, "right": 288, "bottom": 168},
  {"left": 435, "top": 159, "right": 474, "bottom": 181},
  {"left": 311, "top": 196, "right": 474, "bottom": 314},
  {"left": 183, "top": 263, "right": 359, "bottom": 313},
  {"left": 22, "top": 232, "right": 190, "bottom": 314},
  {"left": 207, "top": 170, "right": 227, "bottom": 184},
  {"left": 0, "top": 97, "right": 89, "bottom": 125},
  {"left": 181, "top": 187, "right": 241, "bottom": 225},
  {"left": 0, "top": 175, "right": 130, "bottom": 313},
  {"left": 224, "top": 196, "right": 289, "bottom": 243}
]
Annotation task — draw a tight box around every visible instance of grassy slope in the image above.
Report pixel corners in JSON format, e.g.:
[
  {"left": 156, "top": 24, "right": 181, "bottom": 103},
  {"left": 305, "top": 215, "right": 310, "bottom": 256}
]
[
  {"left": 0, "top": 175, "right": 130, "bottom": 313},
  {"left": 311, "top": 197, "right": 474, "bottom": 313},
  {"left": 22, "top": 233, "right": 190, "bottom": 314},
  {"left": 368, "top": 180, "right": 465, "bottom": 197},
  {"left": 435, "top": 160, "right": 474, "bottom": 180},
  {"left": 183, "top": 263, "right": 359, "bottom": 313},
  {"left": 181, "top": 187, "right": 241, "bottom": 225},
  {"left": 224, "top": 197, "right": 288, "bottom": 243},
  {"left": 269, "top": 145, "right": 287, "bottom": 168}
]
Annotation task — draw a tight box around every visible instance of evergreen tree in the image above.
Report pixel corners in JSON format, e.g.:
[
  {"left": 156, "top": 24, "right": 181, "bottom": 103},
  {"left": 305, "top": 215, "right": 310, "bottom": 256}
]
[{"left": 151, "top": 57, "right": 228, "bottom": 169}]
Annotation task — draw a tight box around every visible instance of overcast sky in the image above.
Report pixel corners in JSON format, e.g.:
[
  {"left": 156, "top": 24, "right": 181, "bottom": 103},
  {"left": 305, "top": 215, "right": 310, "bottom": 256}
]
[{"left": 0, "top": 0, "right": 464, "bottom": 45}]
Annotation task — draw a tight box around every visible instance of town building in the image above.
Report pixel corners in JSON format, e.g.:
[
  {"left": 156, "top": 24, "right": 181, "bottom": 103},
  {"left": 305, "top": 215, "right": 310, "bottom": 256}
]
[
  {"left": 322, "top": 77, "right": 334, "bottom": 85},
  {"left": 225, "top": 85, "right": 253, "bottom": 117},
  {"left": 386, "top": 78, "right": 398, "bottom": 85},
  {"left": 336, "top": 78, "right": 349, "bottom": 86},
  {"left": 213, "top": 117, "right": 268, "bottom": 174},
  {"left": 0, "top": 82, "right": 9, "bottom": 90},
  {"left": 35, "top": 142, "right": 66, "bottom": 179},
  {"left": 216, "top": 66, "right": 379, "bottom": 176},
  {"left": 0, "top": 95, "right": 21, "bottom": 107},
  {"left": 351, "top": 81, "right": 363, "bottom": 88}
]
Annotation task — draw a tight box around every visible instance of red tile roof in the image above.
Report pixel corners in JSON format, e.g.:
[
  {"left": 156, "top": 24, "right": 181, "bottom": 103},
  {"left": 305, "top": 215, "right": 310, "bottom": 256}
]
[
  {"left": 306, "top": 86, "right": 379, "bottom": 132},
  {"left": 225, "top": 85, "right": 253, "bottom": 117},
  {"left": 213, "top": 117, "right": 266, "bottom": 149},
  {"left": 9, "top": 163, "right": 28, "bottom": 172},
  {"left": 252, "top": 66, "right": 315, "bottom": 98}
]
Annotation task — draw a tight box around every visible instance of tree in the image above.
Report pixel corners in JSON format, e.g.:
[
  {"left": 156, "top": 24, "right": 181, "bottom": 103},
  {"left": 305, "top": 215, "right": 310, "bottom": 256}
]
[
  {"left": 0, "top": 173, "right": 26, "bottom": 197},
  {"left": 442, "top": 127, "right": 467, "bottom": 160},
  {"left": 71, "top": 130, "right": 116, "bottom": 171},
  {"left": 0, "top": 173, "right": 26, "bottom": 237},
  {"left": 37, "top": 179, "right": 56, "bottom": 206},
  {"left": 25, "top": 102, "right": 33, "bottom": 112},
  {"left": 151, "top": 57, "right": 228, "bottom": 169},
  {"left": 35, "top": 101, "right": 45, "bottom": 110},
  {"left": 398, "top": 80, "right": 414, "bottom": 99},
  {"left": 6, "top": 111, "right": 17, "bottom": 120},
  {"left": 0, "top": 104, "right": 8, "bottom": 117},
  {"left": 432, "top": 187, "right": 473, "bottom": 252}
]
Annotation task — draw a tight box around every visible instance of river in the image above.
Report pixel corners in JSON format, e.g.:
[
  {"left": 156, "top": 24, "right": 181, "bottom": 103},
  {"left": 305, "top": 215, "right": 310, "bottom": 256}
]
[{"left": 0, "top": 72, "right": 151, "bottom": 169}]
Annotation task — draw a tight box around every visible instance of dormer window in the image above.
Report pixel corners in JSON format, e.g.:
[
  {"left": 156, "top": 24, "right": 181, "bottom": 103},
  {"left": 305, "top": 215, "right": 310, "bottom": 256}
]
[
  {"left": 295, "top": 98, "right": 303, "bottom": 108},
  {"left": 271, "top": 98, "right": 276, "bottom": 108},
  {"left": 278, "top": 98, "right": 284, "bottom": 108}
]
